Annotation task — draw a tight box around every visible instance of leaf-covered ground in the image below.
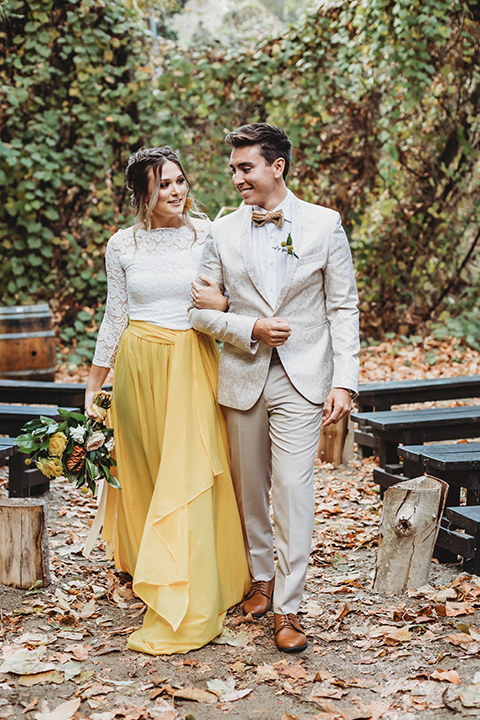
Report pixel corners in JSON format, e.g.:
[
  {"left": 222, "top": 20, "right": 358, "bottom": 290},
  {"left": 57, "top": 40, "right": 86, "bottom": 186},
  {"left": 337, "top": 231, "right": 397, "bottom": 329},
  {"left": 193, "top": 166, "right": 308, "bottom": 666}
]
[{"left": 2, "top": 336, "right": 480, "bottom": 720}]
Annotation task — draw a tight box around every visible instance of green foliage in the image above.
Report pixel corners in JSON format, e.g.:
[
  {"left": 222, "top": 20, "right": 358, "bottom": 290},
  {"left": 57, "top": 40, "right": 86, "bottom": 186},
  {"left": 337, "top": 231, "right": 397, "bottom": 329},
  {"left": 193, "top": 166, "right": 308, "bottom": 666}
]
[
  {"left": 2, "top": 0, "right": 480, "bottom": 359},
  {"left": 431, "top": 309, "right": 480, "bottom": 351},
  {"left": 152, "top": 0, "right": 480, "bottom": 338},
  {"left": 0, "top": 0, "right": 154, "bottom": 343}
]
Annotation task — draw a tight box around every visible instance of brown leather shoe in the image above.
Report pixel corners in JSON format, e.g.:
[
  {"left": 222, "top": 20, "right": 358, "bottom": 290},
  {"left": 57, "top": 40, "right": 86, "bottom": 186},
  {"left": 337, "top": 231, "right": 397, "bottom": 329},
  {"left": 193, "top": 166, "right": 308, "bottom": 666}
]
[
  {"left": 274, "top": 613, "right": 307, "bottom": 653},
  {"left": 243, "top": 578, "right": 274, "bottom": 617}
]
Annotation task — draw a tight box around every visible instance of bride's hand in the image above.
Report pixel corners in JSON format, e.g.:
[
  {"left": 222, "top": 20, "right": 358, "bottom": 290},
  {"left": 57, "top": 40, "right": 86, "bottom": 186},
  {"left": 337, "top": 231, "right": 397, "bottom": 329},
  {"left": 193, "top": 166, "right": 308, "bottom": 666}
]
[{"left": 191, "top": 276, "right": 228, "bottom": 312}]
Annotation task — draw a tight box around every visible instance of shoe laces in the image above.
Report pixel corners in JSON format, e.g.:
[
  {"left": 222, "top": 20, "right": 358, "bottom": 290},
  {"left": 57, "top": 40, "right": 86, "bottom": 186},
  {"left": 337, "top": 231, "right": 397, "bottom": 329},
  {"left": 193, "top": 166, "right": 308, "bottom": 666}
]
[{"left": 244, "top": 580, "right": 273, "bottom": 601}]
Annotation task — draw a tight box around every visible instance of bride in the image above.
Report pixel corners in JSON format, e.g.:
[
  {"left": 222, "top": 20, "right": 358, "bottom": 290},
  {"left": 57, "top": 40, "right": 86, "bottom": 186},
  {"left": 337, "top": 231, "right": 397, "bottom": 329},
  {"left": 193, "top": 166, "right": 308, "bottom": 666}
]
[{"left": 85, "top": 146, "right": 250, "bottom": 654}]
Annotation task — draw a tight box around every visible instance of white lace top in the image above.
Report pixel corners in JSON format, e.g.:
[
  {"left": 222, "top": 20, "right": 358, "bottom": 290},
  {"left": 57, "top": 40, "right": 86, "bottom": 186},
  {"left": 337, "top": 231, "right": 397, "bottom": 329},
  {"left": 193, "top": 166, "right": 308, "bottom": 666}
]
[{"left": 93, "top": 220, "right": 209, "bottom": 368}]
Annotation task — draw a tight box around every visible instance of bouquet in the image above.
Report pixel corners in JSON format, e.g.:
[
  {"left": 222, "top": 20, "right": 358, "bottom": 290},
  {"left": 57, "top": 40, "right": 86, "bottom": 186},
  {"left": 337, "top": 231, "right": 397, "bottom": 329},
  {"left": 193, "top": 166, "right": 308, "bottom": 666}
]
[{"left": 15, "top": 391, "right": 120, "bottom": 495}]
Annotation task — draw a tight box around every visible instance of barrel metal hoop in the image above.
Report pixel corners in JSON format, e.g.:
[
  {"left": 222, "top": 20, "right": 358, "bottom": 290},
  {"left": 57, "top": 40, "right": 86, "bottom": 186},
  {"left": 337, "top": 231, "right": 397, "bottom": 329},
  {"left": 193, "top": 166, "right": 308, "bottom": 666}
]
[
  {"left": 0, "top": 367, "right": 57, "bottom": 377},
  {"left": 0, "top": 305, "right": 51, "bottom": 317},
  {"left": 0, "top": 330, "right": 55, "bottom": 340}
]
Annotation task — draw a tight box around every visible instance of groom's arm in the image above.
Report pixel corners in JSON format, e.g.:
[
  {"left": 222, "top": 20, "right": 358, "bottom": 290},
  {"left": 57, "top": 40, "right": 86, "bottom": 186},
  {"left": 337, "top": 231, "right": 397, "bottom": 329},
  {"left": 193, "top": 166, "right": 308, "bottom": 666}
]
[
  {"left": 324, "top": 213, "right": 360, "bottom": 393},
  {"left": 189, "top": 229, "right": 260, "bottom": 354}
]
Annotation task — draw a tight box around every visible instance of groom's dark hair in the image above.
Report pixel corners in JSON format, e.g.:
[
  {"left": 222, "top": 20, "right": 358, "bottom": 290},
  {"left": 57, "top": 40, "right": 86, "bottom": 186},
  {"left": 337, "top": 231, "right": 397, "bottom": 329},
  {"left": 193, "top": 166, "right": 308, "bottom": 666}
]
[{"left": 225, "top": 123, "right": 292, "bottom": 180}]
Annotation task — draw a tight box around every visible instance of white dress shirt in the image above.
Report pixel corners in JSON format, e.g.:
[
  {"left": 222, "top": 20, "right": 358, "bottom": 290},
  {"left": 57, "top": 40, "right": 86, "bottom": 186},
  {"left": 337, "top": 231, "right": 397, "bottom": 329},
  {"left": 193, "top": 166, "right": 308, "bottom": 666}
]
[{"left": 251, "top": 190, "right": 292, "bottom": 308}]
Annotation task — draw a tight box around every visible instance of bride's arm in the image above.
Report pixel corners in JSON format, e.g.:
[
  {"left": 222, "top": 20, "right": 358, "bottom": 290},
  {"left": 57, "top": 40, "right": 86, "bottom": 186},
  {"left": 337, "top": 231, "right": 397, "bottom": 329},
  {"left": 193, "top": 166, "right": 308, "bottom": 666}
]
[{"left": 191, "top": 275, "right": 228, "bottom": 312}]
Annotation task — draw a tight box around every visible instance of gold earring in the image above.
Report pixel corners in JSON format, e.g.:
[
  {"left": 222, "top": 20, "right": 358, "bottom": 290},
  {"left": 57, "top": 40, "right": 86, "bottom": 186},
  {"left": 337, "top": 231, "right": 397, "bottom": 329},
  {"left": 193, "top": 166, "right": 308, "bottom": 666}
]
[{"left": 184, "top": 197, "right": 193, "bottom": 211}]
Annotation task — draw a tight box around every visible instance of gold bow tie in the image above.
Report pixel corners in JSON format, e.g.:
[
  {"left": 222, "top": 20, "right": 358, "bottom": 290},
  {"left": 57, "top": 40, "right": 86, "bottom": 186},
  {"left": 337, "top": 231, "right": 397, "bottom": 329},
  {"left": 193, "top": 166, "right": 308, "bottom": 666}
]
[{"left": 251, "top": 209, "right": 284, "bottom": 228}]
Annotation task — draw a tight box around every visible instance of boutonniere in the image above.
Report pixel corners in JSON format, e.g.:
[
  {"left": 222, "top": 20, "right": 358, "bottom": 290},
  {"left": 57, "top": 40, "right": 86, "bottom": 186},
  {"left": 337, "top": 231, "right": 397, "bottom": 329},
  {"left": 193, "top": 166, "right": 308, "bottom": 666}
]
[{"left": 273, "top": 232, "right": 298, "bottom": 258}]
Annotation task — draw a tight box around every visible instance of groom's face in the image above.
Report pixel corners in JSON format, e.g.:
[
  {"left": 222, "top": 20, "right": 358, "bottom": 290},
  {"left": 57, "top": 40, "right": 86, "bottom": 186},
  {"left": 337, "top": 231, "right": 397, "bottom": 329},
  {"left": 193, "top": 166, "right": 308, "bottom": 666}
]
[{"left": 229, "top": 145, "right": 282, "bottom": 210}]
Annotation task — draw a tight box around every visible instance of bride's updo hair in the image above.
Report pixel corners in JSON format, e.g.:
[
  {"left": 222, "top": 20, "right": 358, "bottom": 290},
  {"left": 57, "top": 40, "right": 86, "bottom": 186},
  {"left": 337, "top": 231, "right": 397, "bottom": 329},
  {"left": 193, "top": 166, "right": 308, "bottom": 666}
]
[{"left": 125, "top": 146, "right": 202, "bottom": 239}]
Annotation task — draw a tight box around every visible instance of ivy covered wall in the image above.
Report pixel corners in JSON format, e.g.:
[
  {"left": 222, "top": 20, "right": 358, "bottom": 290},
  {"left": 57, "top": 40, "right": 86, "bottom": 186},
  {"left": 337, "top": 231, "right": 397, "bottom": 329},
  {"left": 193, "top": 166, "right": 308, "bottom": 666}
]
[{"left": 1, "top": 0, "right": 480, "bottom": 361}]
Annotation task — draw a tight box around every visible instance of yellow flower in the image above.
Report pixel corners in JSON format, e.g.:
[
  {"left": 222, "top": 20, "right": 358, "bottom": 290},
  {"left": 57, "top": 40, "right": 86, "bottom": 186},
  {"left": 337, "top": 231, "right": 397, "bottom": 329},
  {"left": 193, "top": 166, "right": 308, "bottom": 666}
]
[
  {"left": 48, "top": 432, "right": 68, "bottom": 457},
  {"left": 36, "top": 456, "right": 64, "bottom": 478}
]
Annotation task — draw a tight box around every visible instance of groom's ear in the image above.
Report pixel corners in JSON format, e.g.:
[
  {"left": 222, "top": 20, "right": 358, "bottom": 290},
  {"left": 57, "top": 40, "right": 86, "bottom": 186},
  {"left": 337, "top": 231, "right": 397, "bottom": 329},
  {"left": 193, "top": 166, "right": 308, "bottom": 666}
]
[{"left": 272, "top": 157, "right": 285, "bottom": 179}]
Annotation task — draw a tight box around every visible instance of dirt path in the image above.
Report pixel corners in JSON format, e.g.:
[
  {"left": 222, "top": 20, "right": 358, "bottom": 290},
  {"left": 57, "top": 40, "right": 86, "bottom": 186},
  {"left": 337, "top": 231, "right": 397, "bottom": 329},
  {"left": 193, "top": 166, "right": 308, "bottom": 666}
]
[{"left": 1, "top": 455, "right": 480, "bottom": 720}]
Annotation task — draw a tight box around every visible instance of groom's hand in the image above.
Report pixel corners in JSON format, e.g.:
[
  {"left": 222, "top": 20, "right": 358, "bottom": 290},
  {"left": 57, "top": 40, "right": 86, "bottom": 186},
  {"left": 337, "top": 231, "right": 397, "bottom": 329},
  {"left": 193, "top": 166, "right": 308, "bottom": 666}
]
[
  {"left": 322, "top": 388, "right": 351, "bottom": 427},
  {"left": 252, "top": 317, "right": 291, "bottom": 347}
]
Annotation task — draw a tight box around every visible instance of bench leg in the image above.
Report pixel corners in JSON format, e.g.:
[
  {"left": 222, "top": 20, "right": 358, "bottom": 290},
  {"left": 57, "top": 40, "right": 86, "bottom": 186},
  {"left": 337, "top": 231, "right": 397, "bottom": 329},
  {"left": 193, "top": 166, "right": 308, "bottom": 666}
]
[
  {"left": 379, "top": 439, "right": 399, "bottom": 468},
  {"left": 8, "top": 455, "right": 49, "bottom": 498}
]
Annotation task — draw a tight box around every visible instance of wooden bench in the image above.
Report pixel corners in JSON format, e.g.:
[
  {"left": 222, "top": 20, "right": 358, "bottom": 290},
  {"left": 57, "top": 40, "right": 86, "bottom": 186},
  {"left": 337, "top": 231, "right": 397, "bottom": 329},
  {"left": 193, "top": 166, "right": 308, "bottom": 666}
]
[
  {"left": 355, "top": 375, "right": 480, "bottom": 455},
  {"left": 396, "top": 443, "right": 480, "bottom": 566},
  {"left": 442, "top": 506, "right": 480, "bottom": 575},
  {"left": 351, "top": 405, "right": 480, "bottom": 490},
  {"left": 398, "top": 443, "right": 480, "bottom": 505},
  {"left": 0, "top": 404, "right": 79, "bottom": 497},
  {"left": 0, "top": 379, "right": 112, "bottom": 413}
]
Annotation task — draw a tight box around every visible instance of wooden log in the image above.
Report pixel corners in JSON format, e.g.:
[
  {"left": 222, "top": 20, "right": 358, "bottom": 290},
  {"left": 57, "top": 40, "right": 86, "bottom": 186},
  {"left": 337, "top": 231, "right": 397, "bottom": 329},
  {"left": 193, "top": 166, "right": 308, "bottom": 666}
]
[
  {"left": 0, "top": 498, "right": 51, "bottom": 589},
  {"left": 373, "top": 475, "right": 448, "bottom": 595},
  {"left": 317, "top": 413, "right": 349, "bottom": 465}
]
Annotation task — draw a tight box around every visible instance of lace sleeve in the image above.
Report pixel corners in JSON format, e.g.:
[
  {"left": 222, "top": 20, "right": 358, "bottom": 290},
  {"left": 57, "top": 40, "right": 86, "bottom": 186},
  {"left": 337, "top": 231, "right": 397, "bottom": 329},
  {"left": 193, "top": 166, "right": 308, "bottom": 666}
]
[{"left": 92, "top": 233, "right": 129, "bottom": 368}]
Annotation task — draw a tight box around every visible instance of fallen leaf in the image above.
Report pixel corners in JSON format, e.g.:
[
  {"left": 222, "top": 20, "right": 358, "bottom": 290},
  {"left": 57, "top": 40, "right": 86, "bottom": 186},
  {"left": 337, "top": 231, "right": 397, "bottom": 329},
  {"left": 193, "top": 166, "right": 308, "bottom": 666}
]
[
  {"left": 211, "top": 628, "right": 253, "bottom": 647},
  {"left": 444, "top": 633, "right": 473, "bottom": 646},
  {"left": 433, "top": 588, "right": 457, "bottom": 603},
  {"left": 445, "top": 601, "right": 475, "bottom": 617},
  {"left": 230, "top": 661, "right": 246, "bottom": 673},
  {"left": 308, "top": 683, "right": 347, "bottom": 701},
  {"left": 276, "top": 663, "right": 308, "bottom": 681},
  {"left": 0, "top": 648, "right": 56, "bottom": 675},
  {"left": 34, "top": 698, "right": 81, "bottom": 720},
  {"left": 14, "top": 633, "right": 56, "bottom": 647},
  {"left": 206, "top": 677, "right": 252, "bottom": 702},
  {"left": 80, "top": 683, "right": 115, "bottom": 699},
  {"left": 79, "top": 599, "right": 96, "bottom": 619},
  {"left": 64, "top": 644, "right": 89, "bottom": 661},
  {"left": 256, "top": 665, "right": 280, "bottom": 682},
  {"left": 430, "top": 669, "right": 460, "bottom": 684},
  {"left": 459, "top": 685, "right": 480, "bottom": 708},
  {"left": 173, "top": 687, "right": 217, "bottom": 703},
  {"left": 18, "top": 671, "right": 64, "bottom": 687}
]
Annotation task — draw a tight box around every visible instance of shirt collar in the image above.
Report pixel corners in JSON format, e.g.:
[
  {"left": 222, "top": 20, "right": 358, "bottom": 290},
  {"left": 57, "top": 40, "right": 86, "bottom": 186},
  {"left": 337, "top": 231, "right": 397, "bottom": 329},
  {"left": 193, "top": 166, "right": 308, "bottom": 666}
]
[{"left": 254, "top": 189, "right": 292, "bottom": 223}]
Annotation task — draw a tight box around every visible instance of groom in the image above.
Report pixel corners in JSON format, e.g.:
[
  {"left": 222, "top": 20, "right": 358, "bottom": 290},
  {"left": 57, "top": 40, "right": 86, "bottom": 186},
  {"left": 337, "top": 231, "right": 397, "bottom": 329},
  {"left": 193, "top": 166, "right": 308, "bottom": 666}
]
[{"left": 189, "top": 123, "right": 359, "bottom": 652}]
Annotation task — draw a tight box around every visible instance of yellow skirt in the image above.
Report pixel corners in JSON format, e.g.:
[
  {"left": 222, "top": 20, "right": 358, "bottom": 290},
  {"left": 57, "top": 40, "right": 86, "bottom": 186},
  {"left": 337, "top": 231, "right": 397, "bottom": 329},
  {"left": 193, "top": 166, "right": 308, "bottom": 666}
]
[{"left": 101, "top": 321, "right": 250, "bottom": 654}]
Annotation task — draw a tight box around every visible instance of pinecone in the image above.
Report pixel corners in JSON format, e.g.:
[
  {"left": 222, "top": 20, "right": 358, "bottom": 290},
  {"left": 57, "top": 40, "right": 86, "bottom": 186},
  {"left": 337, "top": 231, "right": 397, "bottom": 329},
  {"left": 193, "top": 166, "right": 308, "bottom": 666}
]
[{"left": 66, "top": 445, "right": 86, "bottom": 472}]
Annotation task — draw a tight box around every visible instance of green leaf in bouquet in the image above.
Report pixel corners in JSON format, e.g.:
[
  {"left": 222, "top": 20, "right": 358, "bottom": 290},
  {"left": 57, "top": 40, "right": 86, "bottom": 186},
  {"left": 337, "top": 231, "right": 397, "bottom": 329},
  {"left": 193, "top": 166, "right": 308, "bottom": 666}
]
[
  {"left": 105, "top": 470, "right": 121, "bottom": 490},
  {"left": 39, "top": 416, "right": 58, "bottom": 427},
  {"left": 20, "top": 418, "right": 46, "bottom": 433},
  {"left": 15, "top": 434, "right": 40, "bottom": 453},
  {"left": 85, "top": 457, "right": 98, "bottom": 481},
  {"left": 57, "top": 408, "right": 87, "bottom": 423}
]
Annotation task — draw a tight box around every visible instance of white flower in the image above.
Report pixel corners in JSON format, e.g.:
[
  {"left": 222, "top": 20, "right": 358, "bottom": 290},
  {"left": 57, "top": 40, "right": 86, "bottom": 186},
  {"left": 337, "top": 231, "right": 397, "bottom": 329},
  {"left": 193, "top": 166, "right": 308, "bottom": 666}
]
[
  {"left": 69, "top": 425, "right": 86, "bottom": 443},
  {"left": 86, "top": 431, "right": 105, "bottom": 452},
  {"left": 105, "top": 436, "right": 115, "bottom": 452}
]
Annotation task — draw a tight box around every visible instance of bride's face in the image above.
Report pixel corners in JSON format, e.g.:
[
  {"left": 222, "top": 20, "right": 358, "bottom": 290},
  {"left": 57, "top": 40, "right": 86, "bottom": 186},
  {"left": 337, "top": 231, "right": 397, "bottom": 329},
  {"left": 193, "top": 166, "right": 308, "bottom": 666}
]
[{"left": 147, "top": 160, "right": 188, "bottom": 227}]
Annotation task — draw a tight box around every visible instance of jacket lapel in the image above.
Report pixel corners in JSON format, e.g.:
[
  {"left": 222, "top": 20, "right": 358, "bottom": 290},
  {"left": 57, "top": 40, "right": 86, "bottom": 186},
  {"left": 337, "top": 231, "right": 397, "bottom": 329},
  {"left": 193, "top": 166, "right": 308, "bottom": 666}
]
[
  {"left": 274, "top": 192, "right": 302, "bottom": 313},
  {"left": 240, "top": 205, "right": 272, "bottom": 307}
]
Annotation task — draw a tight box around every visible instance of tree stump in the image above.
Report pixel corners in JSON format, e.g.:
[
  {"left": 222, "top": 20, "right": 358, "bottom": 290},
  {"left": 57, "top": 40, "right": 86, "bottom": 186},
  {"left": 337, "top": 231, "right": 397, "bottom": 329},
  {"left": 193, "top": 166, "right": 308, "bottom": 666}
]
[
  {"left": 373, "top": 475, "right": 448, "bottom": 594},
  {"left": 0, "top": 498, "right": 51, "bottom": 589},
  {"left": 317, "top": 413, "right": 350, "bottom": 465}
]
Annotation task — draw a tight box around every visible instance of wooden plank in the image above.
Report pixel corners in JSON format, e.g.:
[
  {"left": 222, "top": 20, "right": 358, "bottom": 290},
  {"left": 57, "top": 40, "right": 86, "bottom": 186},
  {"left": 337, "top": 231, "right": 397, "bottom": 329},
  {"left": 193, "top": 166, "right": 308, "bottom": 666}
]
[
  {"left": 352, "top": 405, "right": 480, "bottom": 431},
  {"left": 354, "top": 429, "right": 376, "bottom": 448},
  {"left": 0, "top": 405, "right": 79, "bottom": 435},
  {"left": 445, "top": 506, "right": 480, "bottom": 537},
  {"left": 0, "top": 437, "right": 17, "bottom": 462},
  {"left": 399, "top": 443, "right": 480, "bottom": 470},
  {"left": 436, "top": 525, "right": 475, "bottom": 560},
  {"left": 358, "top": 375, "right": 480, "bottom": 410},
  {"left": 373, "top": 467, "right": 407, "bottom": 489},
  {"left": 0, "top": 380, "right": 112, "bottom": 412}
]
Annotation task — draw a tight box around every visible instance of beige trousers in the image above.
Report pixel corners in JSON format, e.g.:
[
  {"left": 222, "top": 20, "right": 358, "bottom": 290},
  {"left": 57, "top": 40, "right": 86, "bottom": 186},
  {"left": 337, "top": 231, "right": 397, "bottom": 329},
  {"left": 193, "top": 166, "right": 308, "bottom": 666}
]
[{"left": 223, "top": 353, "right": 324, "bottom": 615}]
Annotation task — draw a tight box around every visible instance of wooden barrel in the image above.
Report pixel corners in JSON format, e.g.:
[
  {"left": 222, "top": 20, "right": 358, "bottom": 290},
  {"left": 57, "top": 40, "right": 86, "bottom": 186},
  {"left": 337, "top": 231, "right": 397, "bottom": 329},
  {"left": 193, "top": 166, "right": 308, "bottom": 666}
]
[{"left": 0, "top": 305, "right": 56, "bottom": 382}]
